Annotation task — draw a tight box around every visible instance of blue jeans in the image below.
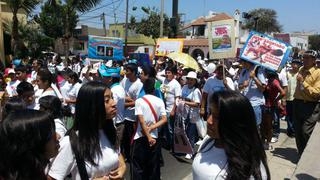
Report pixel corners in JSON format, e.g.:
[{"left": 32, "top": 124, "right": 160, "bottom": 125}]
[
  {"left": 273, "top": 107, "right": 280, "bottom": 136},
  {"left": 162, "top": 112, "right": 174, "bottom": 150},
  {"left": 253, "top": 105, "right": 264, "bottom": 126},
  {"left": 285, "top": 101, "right": 295, "bottom": 134}
]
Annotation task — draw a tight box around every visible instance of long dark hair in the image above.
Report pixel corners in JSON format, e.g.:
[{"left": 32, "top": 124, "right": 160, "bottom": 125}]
[
  {"left": 2, "top": 97, "right": 26, "bottom": 120},
  {"left": 210, "top": 90, "right": 270, "bottom": 180},
  {"left": 39, "top": 95, "right": 63, "bottom": 119},
  {"left": 0, "top": 110, "right": 55, "bottom": 180},
  {"left": 71, "top": 81, "right": 118, "bottom": 166}
]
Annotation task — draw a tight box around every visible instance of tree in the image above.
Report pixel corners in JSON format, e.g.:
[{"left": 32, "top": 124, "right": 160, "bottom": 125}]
[
  {"left": 242, "top": 8, "right": 282, "bottom": 33},
  {"left": 47, "top": 0, "right": 102, "bottom": 59},
  {"left": 129, "top": 7, "right": 171, "bottom": 43},
  {"left": 3, "top": 0, "right": 40, "bottom": 57},
  {"left": 4, "top": 19, "right": 54, "bottom": 58},
  {"left": 309, "top": 35, "right": 320, "bottom": 51}
]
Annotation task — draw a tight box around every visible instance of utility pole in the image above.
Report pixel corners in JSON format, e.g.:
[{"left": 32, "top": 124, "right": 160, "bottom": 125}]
[
  {"left": 160, "top": 0, "right": 164, "bottom": 37},
  {"left": 124, "top": 0, "right": 129, "bottom": 57},
  {"left": 171, "top": 0, "right": 178, "bottom": 38},
  {"left": 102, "top": 13, "right": 107, "bottom": 36}
]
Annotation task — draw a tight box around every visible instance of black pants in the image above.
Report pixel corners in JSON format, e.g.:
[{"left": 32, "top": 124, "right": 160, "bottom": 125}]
[
  {"left": 131, "top": 137, "right": 161, "bottom": 180},
  {"left": 292, "top": 99, "right": 319, "bottom": 156},
  {"left": 123, "top": 120, "right": 135, "bottom": 160}
]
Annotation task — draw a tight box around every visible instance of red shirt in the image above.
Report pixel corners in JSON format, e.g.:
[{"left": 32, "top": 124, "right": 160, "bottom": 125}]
[{"left": 265, "top": 78, "right": 282, "bottom": 107}]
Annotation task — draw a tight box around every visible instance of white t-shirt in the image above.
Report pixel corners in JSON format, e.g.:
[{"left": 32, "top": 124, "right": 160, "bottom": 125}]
[
  {"left": 66, "top": 82, "right": 82, "bottom": 114},
  {"left": 6, "top": 80, "right": 20, "bottom": 97},
  {"left": 192, "top": 136, "right": 268, "bottom": 180},
  {"left": 203, "top": 76, "right": 234, "bottom": 113},
  {"left": 278, "top": 68, "right": 288, "bottom": 87},
  {"left": 60, "top": 80, "right": 72, "bottom": 100},
  {"left": 49, "top": 130, "right": 120, "bottom": 180},
  {"left": 160, "top": 78, "right": 181, "bottom": 112},
  {"left": 51, "top": 83, "right": 63, "bottom": 100},
  {"left": 111, "top": 84, "right": 126, "bottom": 124},
  {"left": 134, "top": 94, "right": 166, "bottom": 140},
  {"left": 30, "top": 71, "right": 37, "bottom": 82},
  {"left": 34, "top": 89, "right": 57, "bottom": 110},
  {"left": 180, "top": 85, "right": 201, "bottom": 123},
  {"left": 120, "top": 77, "right": 143, "bottom": 122},
  {"left": 54, "top": 118, "right": 67, "bottom": 139}
]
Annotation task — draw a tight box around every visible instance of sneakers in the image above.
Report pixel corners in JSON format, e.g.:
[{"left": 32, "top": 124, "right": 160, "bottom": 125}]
[
  {"left": 264, "top": 143, "right": 273, "bottom": 150},
  {"left": 271, "top": 137, "right": 278, "bottom": 143},
  {"left": 185, "top": 154, "right": 193, "bottom": 159},
  {"left": 196, "top": 139, "right": 203, "bottom": 146}
]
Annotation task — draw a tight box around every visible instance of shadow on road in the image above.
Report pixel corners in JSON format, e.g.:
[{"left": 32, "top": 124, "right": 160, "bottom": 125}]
[{"left": 271, "top": 147, "right": 299, "bottom": 164}]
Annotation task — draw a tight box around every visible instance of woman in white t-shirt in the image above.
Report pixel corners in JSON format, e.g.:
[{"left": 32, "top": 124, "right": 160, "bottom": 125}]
[
  {"left": 48, "top": 81, "right": 126, "bottom": 180},
  {"left": 34, "top": 68, "right": 57, "bottom": 110},
  {"left": 64, "top": 71, "right": 82, "bottom": 115},
  {"left": 177, "top": 71, "right": 201, "bottom": 159},
  {"left": 39, "top": 95, "right": 67, "bottom": 140},
  {"left": 193, "top": 90, "right": 270, "bottom": 180}
]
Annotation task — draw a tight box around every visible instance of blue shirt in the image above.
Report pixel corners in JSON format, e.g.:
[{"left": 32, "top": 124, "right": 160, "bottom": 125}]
[{"left": 238, "top": 66, "right": 266, "bottom": 107}]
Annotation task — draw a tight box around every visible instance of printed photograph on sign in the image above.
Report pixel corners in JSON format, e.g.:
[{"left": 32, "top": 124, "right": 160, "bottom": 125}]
[
  {"left": 240, "top": 31, "right": 291, "bottom": 71},
  {"left": 212, "top": 25, "right": 232, "bottom": 52},
  {"left": 106, "top": 47, "right": 114, "bottom": 57},
  {"left": 97, "top": 46, "right": 105, "bottom": 56}
]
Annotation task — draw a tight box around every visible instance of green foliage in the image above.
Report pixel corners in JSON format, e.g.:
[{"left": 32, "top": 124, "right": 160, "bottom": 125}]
[
  {"left": 3, "top": 20, "right": 53, "bottom": 58},
  {"left": 3, "top": 0, "right": 40, "bottom": 56},
  {"left": 309, "top": 35, "right": 320, "bottom": 51},
  {"left": 242, "top": 8, "right": 282, "bottom": 33},
  {"left": 3, "top": 0, "right": 40, "bottom": 14},
  {"left": 130, "top": 7, "right": 171, "bottom": 40}
]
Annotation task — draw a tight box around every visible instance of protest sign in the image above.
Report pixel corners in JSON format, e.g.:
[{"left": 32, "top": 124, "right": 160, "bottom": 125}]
[
  {"left": 88, "top": 35, "right": 124, "bottom": 61},
  {"left": 208, "top": 19, "right": 236, "bottom": 59},
  {"left": 155, "top": 38, "right": 184, "bottom": 56},
  {"left": 240, "top": 31, "right": 292, "bottom": 71}
]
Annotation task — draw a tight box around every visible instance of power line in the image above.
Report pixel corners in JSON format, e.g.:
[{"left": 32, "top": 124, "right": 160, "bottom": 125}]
[{"left": 80, "top": 0, "right": 122, "bottom": 16}]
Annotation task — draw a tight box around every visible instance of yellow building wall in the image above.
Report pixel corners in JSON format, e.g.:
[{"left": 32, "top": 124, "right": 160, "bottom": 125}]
[{"left": 0, "top": 1, "right": 27, "bottom": 64}]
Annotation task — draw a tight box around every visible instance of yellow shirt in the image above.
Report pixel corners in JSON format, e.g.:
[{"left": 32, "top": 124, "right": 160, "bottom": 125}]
[{"left": 294, "top": 66, "right": 320, "bottom": 102}]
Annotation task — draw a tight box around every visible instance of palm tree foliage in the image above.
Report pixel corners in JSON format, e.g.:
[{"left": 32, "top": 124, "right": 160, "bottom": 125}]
[{"left": 3, "top": 0, "right": 40, "bottom": 57}]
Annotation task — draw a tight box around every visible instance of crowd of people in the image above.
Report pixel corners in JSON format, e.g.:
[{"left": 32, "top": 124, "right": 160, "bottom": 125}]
[{"left": 0, "top": 49, "right": 319, "bottom": 180}]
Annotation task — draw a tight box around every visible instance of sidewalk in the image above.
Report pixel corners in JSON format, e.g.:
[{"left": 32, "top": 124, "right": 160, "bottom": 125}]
[{"left": 183, "top": 120, "right": 299, "bottom": 180}]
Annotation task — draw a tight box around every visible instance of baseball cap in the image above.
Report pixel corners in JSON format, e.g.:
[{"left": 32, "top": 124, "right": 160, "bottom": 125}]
[
  {"left": 8, "top": 69, "right": 15, "bottom": 74},
  {"left": 303, "top": 50, "right": 317, "bottom": 58},
  {"left": 99, "top": 64, "right": 121, "bottom": 77}
]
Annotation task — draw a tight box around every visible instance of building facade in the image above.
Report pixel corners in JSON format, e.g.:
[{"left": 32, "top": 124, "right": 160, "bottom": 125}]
[{"left": 0, "top": 1, "right": 27, "bottom": 64}]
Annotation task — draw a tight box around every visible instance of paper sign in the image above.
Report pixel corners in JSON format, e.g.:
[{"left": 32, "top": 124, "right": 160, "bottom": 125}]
[
  {"left": 240, "top": 31, "right": 292, "bottom": 71},
  {"left": 155, "top": 38, "right": 184, "bottom": 56}
]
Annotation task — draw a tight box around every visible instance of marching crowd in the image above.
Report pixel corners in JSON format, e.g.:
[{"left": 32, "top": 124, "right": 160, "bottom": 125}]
[{"left": 0, "top": 49, "right": 319, "bottom": 180}]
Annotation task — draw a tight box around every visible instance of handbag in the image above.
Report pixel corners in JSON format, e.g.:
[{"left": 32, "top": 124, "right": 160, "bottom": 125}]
[
  {"left": 196, "top": 118, "right": 207, "bottom": 139},
  {"left": 173, "top": 114, "right": 194, "bottom": 154}
]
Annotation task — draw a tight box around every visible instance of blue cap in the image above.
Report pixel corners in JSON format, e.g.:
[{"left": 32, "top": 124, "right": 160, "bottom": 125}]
[
  {"left": 13, "top": 59, "right": 21, "bottom": 66},
  {"left": 99, "top": 64, "right": 120, "bottom": 77},
  {"left": 128, "top": 59, "right": 138, "bottom": 64}
]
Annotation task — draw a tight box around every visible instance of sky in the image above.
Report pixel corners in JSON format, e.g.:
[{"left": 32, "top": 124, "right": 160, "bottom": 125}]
[{"left": 72, "top": 0, "right": 320, "bottom": 33}]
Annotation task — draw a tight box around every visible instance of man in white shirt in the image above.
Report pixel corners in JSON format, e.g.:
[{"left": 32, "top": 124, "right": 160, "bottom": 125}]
[
  {"left": 120, "top": 63, "right": 143, "bottom": 160},
  {"left": 131, "top": 78, "right": 167, "bottom": 180},
  {"left": 157, "top": 66, "right": 181, "bottom": 151},
  {"left": 200, "top": 65, "right": 235, "bottom": 119}
]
